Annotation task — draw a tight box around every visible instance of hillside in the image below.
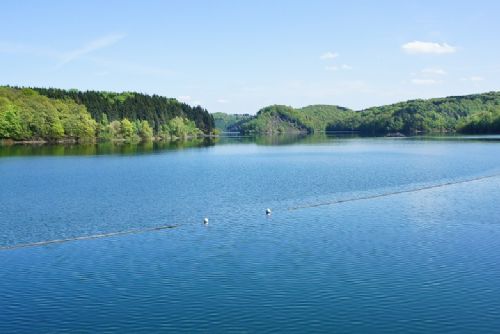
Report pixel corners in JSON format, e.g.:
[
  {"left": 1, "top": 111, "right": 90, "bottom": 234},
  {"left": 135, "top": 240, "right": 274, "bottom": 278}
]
[
  {"left": 349, "top": 92, "right": 500, "bottom": 135},
  {"left": 33, "top": 87, "right": 214, "bottom": 134},
  {"left": 237, "top": 104, "right": 355, "bottom": 134},
  {"left": 212, "top": 112, "right": 253, "bottom": 132},
  {"left": 217, "top": 92, "right": 500, "bottom": 135},
  {"left": 0, "top": 86, "right": 215, "bottom": 142}
]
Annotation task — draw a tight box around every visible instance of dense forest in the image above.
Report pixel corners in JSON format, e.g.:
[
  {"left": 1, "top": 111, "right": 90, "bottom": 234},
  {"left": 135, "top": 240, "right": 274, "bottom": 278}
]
[
  {"left": 0, "top": 86, "right": 214, "bottom": 142},
  {"left": 219, "top": 92, "right": 500, "bottom": 135},
  {"left": 349, "top": 92, "right": 500, "bottom": 135},
  {"left": 3, "top": 87, "right": 500, "bottom": 142},
  {"left": 33, "top": 87, "right": 214, "bottom": 134}
]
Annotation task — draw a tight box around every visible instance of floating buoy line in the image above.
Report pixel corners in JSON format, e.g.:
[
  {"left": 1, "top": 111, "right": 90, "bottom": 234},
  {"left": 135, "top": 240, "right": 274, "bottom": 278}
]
[
  {"left": 288, "top": 172, "right": 500, "bottom": 211},
  {"left": 0, "top": 224, "right": 178, "bottom": 251},
  {"left": 1, "top": 172, "right": 499, "bottom": 252}
]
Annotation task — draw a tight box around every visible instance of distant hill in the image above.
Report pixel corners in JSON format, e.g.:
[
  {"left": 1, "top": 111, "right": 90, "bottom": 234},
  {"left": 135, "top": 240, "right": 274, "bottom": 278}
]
[
  {"left": 212, "top": 112, "right": 253, "bottom": 132},
  {"left": 215, "top": 92, "right": 500, "bottom": 135},
  {"left": 237, "top": 104, "right": 355, "bottom": 134},
  {"left": 350, "top": 92, "right": 500, "bottom": 135}
]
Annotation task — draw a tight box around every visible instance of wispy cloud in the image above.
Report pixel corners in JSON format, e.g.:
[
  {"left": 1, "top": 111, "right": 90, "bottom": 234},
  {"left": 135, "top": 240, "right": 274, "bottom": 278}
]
[
  {"left": 461, "top": 76, "right": 484, "bottom": 82},
  {"left": 217, "top": 98, "right": 229, "bottom": 104},
  {"left": 58, "top": 33, "right": 125, "bottom": 66},
  {"left": 320, "top": 52, "right": 339, "bottom": 60},
  {"left": 421, "top": 68, "right": 446, "bottom": 75},
  {"left": 0, "top": 33, "right": 126, "bottom": 69},
  {"left": 411, "top": 78, "right": 441, "bottom": 85},
  {"left": 402, "top": 41, "right": 456, "bottom": 54}
]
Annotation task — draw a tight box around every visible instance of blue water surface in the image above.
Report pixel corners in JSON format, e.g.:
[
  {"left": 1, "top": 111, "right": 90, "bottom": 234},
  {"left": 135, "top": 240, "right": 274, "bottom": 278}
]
[{"left": 1, "top": 135, "right": 500, "bottom": 333}]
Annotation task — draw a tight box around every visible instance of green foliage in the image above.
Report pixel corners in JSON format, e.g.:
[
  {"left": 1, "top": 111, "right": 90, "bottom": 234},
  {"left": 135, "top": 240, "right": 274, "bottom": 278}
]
[
  {"left": 0, "top": 86, "right": 208, "bottom": 142},
  {"left": 295, "top": 105, "right": 358, "bottom": 131},
  {"left": 136, "top": 120, "right": 154, "bottom": 141},
  {"left": 108, "top": 120, "right": 122, "bottom": 140},
  {"left": 237, "top": 104, "right": 358, "bottom": 134},
  {"left": 31, "top": 87, "right": 214, "bottom": 134},
  {"left": 240, "top": 105, "right": 313, "bottom": 134},
  {"left": 120, "top": 118, "right": 138, "bottom": 142},
  {"left": 345, "top": 92, "right": 500, "bottom": 134},
  {"left": 212, "top": 112, "right": 252, "bottom": 132},
  {"left": 235, "top": 92, "right": 500, "bottom": 135},
  {"left": 0, "top": 97, "right": 23, "bottom": 139},
  {"left": 160, "top": 117, "right": 202, "bottom": 139},
  {"left": 0, "top": 87, "right": 96, "bottom": 141},
  {"left": 457, "top": 107, "right": 500, "bottom": 133}
]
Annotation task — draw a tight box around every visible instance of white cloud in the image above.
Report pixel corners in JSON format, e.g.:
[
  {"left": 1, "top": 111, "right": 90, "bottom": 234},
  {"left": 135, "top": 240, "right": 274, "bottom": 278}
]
[
  {"left": 217, "top": 99, "right": 229, "bottom": 104},
  {"left": 461, "top": 76, "right": 484, "bottom": 82},
  {"left": 320, "top": 52, "right": 339, "bottom": 60},
  {"left": 402, "top": 41, "right": 457, "bottom": 54},
  {"left": 421, "top": 68, "right": 446, "bottom": 75},
  {"left": 411, "top": 78, "right": 440, "bottom": 85},
  {"left": 59, "top": 33, "right": 125, "bottom": 66},
  {"left": 341, "top": 64, "right": 352, "bottom": 70}
]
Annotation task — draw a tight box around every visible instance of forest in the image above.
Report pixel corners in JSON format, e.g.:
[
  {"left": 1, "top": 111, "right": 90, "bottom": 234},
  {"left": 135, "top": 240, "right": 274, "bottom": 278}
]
[
  {"left": 220, "top": 92, "right": 500, "bottom": 135},
  {"left": 3, "top": 87, "right": 500, "bottom": 142},
  {"left": 0, "top": 86, "right": 214, "bottom": 142}
]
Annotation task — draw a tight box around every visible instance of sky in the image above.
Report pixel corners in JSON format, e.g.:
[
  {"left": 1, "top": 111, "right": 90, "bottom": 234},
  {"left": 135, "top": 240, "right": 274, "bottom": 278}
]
[{"left": 1, "top": 0, "right": 499, "bottom": 114}]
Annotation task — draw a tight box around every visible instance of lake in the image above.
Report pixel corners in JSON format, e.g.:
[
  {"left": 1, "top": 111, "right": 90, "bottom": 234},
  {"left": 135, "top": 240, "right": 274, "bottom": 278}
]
[{"left": 1, "top": 135, "right": 500, "bottom": 333}]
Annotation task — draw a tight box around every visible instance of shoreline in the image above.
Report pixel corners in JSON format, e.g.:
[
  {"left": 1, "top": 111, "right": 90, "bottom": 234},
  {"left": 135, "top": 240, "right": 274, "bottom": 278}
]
[{"left": 0, "top": 134, "right": 220, "bottom": 146}]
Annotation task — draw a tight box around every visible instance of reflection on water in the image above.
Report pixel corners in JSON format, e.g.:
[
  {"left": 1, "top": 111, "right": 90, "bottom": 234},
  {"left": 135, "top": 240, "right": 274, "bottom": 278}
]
[
  {"left": 2, "top": 134, "right": 500, "bottom": 158},
  {"left": 0, "top": 138, "right": 218, "bottom": 157}
]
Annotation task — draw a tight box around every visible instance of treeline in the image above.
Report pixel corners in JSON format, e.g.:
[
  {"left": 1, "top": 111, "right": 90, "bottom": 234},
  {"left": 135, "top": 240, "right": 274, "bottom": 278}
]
[
  {"left": 31, "top": 87, "right": 214, "bottom": 134},
  {"left": 222, "top": 92, "right": 500, "bottom": 135},
  {"left": 340, "top": 92, "right": 500, "bottom": 134},
  {"left": 0, "top": 86, "right": 214, "bottom": 142},
  {"left": 240, "top": 105, "right": 312, "bottom": 134},
  {"left": 212, "top": 112, "right": 252, "bottom": 132},
  {"left": 98, "top": 116, "right": 201, "bottom": 142},
  {"left": 0, "top": 87, "right": 97, "bottom": 141},
  {"left": 237, "top": 104, "right": 357, "bottom": 134},
  {"left": 457, "top": 108, "right": 500, "bottom": 133}
]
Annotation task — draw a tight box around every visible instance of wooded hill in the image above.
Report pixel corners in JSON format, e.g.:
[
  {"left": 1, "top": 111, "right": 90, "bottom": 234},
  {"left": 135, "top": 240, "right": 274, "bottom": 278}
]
[
  {"left": 0, "top": 86, "right": 215, "bottom": 142},
  {"left": 215, "top": 92, "right": 500, "bottom": 135}
]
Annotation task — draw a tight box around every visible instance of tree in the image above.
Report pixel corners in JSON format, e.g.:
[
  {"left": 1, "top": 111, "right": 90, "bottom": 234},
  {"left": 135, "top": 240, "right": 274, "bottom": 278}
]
[
  {"left": 120, "top": 118, "right": 137, "bottom": 142},
  {"left": 137, "top": 120, "right": 153, "bottom": 140}
]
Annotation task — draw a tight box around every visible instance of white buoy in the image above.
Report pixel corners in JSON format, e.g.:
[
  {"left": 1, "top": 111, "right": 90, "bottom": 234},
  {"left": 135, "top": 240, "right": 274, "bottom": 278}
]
[
  {"left": 266, "top": 208, "right": 272, "bottom": 215},
  {"left": 203, "top": 218, "right": 209, "bottom": 225}
]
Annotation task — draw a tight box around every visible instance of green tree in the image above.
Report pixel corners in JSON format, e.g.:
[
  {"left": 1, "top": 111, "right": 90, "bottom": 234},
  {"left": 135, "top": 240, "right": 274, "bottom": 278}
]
[{"left": 120, "top": 118, "right": 137, "bottom": 142}]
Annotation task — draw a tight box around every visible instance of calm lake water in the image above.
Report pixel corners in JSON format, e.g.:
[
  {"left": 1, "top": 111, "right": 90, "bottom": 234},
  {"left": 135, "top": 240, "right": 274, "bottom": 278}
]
[{"left": 1, "top": 135, "right": 500, "bottom": 333}]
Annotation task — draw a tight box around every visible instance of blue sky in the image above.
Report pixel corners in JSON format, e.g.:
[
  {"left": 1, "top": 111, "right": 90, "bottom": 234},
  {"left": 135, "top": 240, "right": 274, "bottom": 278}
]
[{"left": 1, "top": 0, "right": 499, "bottom": 114}]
